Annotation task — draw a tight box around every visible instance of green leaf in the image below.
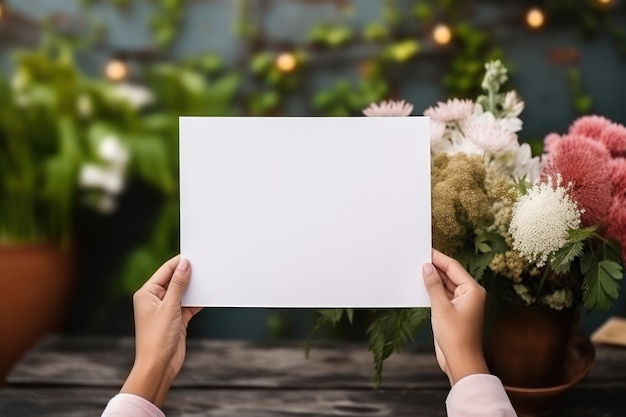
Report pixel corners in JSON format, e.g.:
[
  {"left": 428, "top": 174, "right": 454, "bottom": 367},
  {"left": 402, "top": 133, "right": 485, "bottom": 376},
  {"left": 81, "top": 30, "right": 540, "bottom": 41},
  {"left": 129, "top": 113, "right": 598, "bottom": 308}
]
[
  {"left": 304, "top": 309, "right": 345, "bottom": 358},
  {"left": 367, "top": 308, "right": 429, "bottom": 389},
  {"left": 346, "top": 308, "right": 354, "bottom": 324},
  {"left": 567, "top": 226, "right": 597, "bottom": 243},
  {"left": 550, "top": 241, "right": 584, "bottom": 274},
  {"left": 583, "top": 259, "right": 623, "bottom": 311}
]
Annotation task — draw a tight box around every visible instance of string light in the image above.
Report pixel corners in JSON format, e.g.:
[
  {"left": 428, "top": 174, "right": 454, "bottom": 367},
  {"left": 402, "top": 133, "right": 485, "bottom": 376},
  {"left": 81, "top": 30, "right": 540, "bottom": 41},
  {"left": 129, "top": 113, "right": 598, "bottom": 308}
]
[
  {"left": 433, "top": 24, "right": 452, "bottom": 45},
  {"left": 105, "top": 59, "right": 128, "bottom": 81},
  {"left": 526, "top": 8, "right": 545, "bottom": 29},
  {"left": 275, "top": 52, "right": 297, "bottom": 73},
  {"left": 596, "top": 0, "right": 612, "bottom": 4}
]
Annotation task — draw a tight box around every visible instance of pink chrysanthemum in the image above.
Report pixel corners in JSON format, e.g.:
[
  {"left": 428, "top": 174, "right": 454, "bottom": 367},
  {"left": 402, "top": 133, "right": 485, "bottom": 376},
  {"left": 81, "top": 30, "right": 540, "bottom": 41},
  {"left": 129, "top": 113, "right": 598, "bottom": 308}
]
[
  {"left": 542, "top": 134, "right": 612, "bottom": 226},
  {"left": 424, "top": 98, "right": 474, "bottom": 123},
  {"left": 569, "top": 115, "right": 613, "bottom": 139},
  {"left": 599, "top": 123, "right": 626, "bottom": 157},
  {"left": 464, "top": 113, "right": 517, "bottom": 152},
  {"left": 606, "top": 197, "right": 626, "bottom": 262},
  {"left": 362, "top": 100, "right": 414, "bottom": 117},
  {"left": 609, "top": 158, "right": 626, "bottom": 192}
]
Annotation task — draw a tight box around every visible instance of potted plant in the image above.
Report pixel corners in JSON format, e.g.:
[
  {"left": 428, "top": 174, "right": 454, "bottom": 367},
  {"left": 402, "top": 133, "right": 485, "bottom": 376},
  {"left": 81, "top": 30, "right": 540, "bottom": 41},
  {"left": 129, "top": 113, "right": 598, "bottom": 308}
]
[
  {"left": 309, "top": 60, "right": 625, "bottom": 416},
  {"left": 0, "top": 41, "right": 173, "bottom": 383}
]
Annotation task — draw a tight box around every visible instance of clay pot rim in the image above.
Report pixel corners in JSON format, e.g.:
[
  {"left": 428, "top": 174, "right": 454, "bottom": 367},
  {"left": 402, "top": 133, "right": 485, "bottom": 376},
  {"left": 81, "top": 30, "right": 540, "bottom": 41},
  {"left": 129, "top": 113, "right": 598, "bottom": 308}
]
[{"left": 503, "top": 336, "right": 595, "bottom": 395}]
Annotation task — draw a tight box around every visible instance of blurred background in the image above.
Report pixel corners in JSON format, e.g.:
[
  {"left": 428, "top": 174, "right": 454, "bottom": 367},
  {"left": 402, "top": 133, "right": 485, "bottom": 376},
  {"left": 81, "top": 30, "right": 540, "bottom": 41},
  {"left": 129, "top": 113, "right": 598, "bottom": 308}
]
[{"left": 1, "top": 0, "right": 625, "bottom": 380}]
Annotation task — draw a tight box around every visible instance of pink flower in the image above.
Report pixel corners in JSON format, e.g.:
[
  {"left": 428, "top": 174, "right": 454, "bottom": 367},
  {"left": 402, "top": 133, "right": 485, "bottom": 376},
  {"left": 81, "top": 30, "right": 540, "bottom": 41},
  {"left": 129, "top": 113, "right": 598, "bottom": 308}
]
[
  {"left": 606, "top": 197, "right": 626, "bottom": 262},
  {"left": 569, "top": 115, "right": 613, "bottom": 139},
  {"left": 599, "top": 123, "right": 626, "bottom": 157},
  {"left": 362, "top": 100, "right": 414, "bottom": 117},
  {"left": 464, "top": 113, "right": 517, "bottom": 152},
  {"left": 609, "top": 158, "right": 626, "bottom": 192},
  {"left": 424, "top": 98, "right": 474, "bottom": 123},
  {"left": 541, "top": 134, "right": 612, "bottom": 226}
]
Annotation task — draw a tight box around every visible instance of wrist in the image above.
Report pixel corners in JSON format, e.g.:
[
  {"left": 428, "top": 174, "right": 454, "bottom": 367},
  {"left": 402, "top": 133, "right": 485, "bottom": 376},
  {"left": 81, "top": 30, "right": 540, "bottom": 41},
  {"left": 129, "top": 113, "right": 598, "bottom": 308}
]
[
  {"left": 446, "top": 353, "right": 489, "bottom": 386},
  {"left": 121, "top": 360, "right": 174, "bottom": 408}
]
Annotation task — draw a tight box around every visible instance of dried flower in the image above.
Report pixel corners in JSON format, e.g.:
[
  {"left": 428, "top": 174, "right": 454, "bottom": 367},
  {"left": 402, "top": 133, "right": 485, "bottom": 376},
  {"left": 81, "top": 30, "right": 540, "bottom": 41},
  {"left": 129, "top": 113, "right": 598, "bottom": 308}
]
[
  {"left": 362, "top": 99, "right": 413, "bottom": 117},
  {"left": 509, "top": 176, "right": 582, "bottom": 267}
]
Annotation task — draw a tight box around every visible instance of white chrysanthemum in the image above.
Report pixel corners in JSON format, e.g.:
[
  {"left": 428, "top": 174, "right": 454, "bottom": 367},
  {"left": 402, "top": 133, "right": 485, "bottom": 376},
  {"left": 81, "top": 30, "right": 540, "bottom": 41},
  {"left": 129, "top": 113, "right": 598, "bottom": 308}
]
[
  {"left": 430, "top": 120, "right": 446, "bottom": 143},
  {"left": 424, "top": 98, "right": 474, "bottom": 123},
  {"left": 509, "top": 176, "right": 582, "bottom": 267},
  {"left": 362, "top": 99, "right": 413, "bottom": 117},
  {"left": 512, "top": 143, "right": 542, "bottom": 183},
  {"left": 464, "top": 112, "right": 518, "bottom": 152},
  {"left": 430, "top": 129, "right": 484, "bottom": 155},
  {"left": 503, "top": 91, "right": 524, "bottom": 117}
]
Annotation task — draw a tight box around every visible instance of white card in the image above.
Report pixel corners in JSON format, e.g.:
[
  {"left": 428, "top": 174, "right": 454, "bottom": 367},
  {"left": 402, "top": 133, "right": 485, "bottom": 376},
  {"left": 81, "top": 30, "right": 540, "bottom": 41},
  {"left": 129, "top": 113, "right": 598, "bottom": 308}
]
[{"left": 180, "top": 117, "right": 431, "bottom": 307}]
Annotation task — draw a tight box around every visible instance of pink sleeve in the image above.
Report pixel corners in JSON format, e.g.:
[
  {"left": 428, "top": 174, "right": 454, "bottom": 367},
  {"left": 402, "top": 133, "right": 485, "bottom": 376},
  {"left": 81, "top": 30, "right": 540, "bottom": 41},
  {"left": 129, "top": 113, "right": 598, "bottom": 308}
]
[
  {"left": 446, "top": 374, "right": 517, "bottom": 417},
  {"left": 101, "top": 393, "right": 166, "bottom": 417}
]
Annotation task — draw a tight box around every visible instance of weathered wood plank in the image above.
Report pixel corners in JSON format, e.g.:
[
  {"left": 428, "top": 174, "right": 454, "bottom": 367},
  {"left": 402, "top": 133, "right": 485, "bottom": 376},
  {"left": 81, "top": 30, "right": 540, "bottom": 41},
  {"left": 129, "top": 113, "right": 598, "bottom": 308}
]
[
  {"left": 7, "top": 336, "right": 448, "bottom": 389},
  {"left": 0, "top": 387, "right": 625, "bottom": 417},
  {"left": 7, "top": 336, "right": 626, "bottom": 391}
]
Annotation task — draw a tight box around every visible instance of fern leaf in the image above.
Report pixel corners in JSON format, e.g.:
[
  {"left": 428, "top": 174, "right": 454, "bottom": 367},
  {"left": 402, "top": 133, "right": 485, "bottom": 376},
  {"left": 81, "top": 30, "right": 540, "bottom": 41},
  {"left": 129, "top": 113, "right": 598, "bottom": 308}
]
[
  {"left": 366, "top": 308, "right": 430, "bottom": 389},
  {"left": 304, "top": 309, "right": 344, "bottom": 358}
]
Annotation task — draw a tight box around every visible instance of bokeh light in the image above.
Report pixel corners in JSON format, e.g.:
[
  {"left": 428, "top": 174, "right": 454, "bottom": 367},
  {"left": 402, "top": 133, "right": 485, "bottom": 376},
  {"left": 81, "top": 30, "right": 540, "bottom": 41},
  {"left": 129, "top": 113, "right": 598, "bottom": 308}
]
[
  {"left": 526, "top": 8, "right": 545, "bottom": 29},
  {"left": 433, "top": 24, "right": 452, "bottom": 45},
  {"left": 275, "top": 52, "right": 297, "bottom": 73},
  {"left": 105, "top": 59, "right": 129, "bottom": 81}
]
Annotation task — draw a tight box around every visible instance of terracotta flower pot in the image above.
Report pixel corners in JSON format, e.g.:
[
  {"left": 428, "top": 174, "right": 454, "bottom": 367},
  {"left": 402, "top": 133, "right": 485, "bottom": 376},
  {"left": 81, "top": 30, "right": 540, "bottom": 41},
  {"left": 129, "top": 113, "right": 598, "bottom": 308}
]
[
  {"left": 0, "top": 244, "right": 75, "bottom": 385},
  {"left": 485, "top": 305, "right": 595, "bottom": 417},
  {"left": 486, "top": 305, "right": 574, "bottom": 388}
]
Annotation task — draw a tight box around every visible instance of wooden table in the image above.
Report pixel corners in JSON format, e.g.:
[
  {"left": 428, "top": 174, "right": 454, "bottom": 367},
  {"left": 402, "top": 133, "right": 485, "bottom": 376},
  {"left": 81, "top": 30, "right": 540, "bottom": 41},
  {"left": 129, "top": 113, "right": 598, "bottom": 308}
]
[{"left": 0, "top": 336, "right": 625, "bottom": 416}]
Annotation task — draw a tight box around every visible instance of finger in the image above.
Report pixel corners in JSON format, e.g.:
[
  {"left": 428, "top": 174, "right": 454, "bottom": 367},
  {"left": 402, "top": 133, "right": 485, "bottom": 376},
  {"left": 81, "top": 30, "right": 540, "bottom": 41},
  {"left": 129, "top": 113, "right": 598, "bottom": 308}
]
[
  {"left": 422, "top": 262, "right": 451, "bottom": 312},
  {"left": 143, "top": 255, "right": 182, "bottom": 289},
  {"left": 163, "top": 258, "right": 191, "bottom": 304},
  {"left": 182, "top": 307, "right": 203, "bottom": 326},
  {"left": 432, "top": 249, "right": 475, "bottom": 287}
]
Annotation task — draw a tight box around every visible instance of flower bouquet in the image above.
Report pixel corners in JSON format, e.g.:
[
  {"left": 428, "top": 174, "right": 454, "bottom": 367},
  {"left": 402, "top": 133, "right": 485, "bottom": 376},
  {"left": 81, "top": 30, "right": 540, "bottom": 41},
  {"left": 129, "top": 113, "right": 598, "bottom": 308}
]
[{"left": 309, "top": 60, "right": 625, "bottom": 387}]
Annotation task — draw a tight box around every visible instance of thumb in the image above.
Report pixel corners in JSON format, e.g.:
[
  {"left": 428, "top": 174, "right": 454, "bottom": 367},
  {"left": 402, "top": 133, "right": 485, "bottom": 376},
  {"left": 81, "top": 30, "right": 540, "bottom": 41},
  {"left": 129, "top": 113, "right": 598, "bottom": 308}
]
[
  {"left": 164, "top": 258, "right": 191, "bottom": 304},
  {"left": 422, "top": 263, "right": 450, "bottom": 312}
]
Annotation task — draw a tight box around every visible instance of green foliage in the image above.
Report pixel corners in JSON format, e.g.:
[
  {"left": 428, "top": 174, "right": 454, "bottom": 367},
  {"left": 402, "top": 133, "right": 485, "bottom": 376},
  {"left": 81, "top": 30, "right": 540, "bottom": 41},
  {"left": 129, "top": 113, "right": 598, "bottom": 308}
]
[
  {"left": 581, "top": 240, "right": 624, "bottom": 311},
  {"left": 367, "top": 308, "right": 430, "bottom": 389},
  {"left": 308, "top": 24, "right": 354, "bottom": 48},
  {"left": 305, "top": 309, "right": 348, "bottom": 358},
  {"left": 550, "top": 227, "right": 596, "bottom": 274}
]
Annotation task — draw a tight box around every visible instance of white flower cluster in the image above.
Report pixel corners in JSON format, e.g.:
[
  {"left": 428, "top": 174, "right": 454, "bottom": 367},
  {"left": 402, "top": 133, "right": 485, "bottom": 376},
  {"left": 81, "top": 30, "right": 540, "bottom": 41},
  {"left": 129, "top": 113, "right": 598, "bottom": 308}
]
[
  {"left": 509, "top": 176, "right": 583, "bottom": 267},
  {"left": 422, "top": 61, "right": 540, "bottom": 183},
  {"left": 79, "top": 135, "right": 130, "bottom": 214}
]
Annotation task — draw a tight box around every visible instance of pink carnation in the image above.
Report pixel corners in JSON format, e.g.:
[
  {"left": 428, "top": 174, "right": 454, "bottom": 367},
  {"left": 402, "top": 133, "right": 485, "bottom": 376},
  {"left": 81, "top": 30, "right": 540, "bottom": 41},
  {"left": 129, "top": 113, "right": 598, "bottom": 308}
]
[
  {"left": 609, "top": 158, "right": 626, "bottom": 192},
  {"left": 542, "top": 134, "right": 612, "bottom": 226},
  {"left": 599, "top": 123, "right": 626, "bottom": 157},
  {"left": 569, "top": 115, "right": 613, "bottom": 139},
  {"left": 606, "top": 197, "right": 626, "bottom": 262}
]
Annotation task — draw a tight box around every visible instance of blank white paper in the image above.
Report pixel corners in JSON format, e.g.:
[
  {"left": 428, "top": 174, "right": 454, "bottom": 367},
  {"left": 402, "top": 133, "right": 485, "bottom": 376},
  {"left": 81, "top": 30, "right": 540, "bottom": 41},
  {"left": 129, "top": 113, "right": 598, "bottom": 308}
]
[{"left": 180, "top": 116, "right": 431, "bottom": 307}]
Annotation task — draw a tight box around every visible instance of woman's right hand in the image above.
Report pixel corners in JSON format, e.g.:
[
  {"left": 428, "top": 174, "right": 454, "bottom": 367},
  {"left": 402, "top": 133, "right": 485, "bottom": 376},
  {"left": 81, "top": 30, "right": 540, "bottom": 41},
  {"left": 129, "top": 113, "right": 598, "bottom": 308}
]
[{"left": 422, "top": 249, "right": 489, "bottom": 386}]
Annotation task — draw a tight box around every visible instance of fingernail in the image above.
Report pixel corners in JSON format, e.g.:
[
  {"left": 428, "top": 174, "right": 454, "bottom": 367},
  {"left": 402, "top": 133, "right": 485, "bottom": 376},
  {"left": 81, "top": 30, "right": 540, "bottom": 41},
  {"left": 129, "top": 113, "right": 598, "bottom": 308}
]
[
  {"left": 422, "top": 263, "right": 435, "bottom": 275},
  {"left": 177, "top": 258, "right": 190, "bottom": 272}
]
